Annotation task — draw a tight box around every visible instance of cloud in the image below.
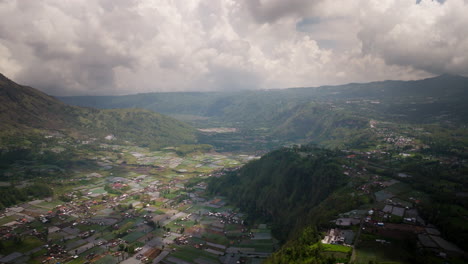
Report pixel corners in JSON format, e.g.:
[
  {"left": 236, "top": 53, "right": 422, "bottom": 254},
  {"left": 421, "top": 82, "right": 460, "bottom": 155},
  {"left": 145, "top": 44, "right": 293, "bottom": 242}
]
[
  {"left": 242, "top": 0, "right": 324, "bottom": 23},
  {"left": 358, "top": 0, "right": 468, "bottom": 76},
  {"left": 0, "top": 0, "right": 138, "bottom": 95},
  {"left": 0, "top": 0, "right": 465, "bottom": 95}
]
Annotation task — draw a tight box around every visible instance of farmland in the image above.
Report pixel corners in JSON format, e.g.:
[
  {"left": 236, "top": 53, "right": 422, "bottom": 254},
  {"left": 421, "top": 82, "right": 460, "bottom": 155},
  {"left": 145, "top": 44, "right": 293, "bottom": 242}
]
[{"left": 0, "top": 138, "right": 275, "bottom": 263}]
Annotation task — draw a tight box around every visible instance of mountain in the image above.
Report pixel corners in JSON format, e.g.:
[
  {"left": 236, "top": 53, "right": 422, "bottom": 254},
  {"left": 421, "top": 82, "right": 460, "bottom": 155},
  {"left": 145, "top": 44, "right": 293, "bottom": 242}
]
[
  {"left": 59, "top": 75, "right": 468, "bottom": 149},
  {"left": 0, "top": 73, "right": 197, "bottom": 149},
  {"left": 59, "top": 75, "right": 468, "bottom": 122},
  {"left": 0, "top": 73, "right": 69, "bottom": 131}
]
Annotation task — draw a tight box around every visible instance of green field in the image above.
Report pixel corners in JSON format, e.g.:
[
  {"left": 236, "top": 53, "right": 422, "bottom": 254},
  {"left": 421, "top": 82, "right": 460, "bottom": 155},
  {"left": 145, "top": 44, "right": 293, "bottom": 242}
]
[
  {"left": 35, "top": 200, "right": 64, "bottom": 209},
  {"left": 83, "top": 246, "right": 106, "bottom": 255},
  {"left": 323, "top": 243, "right": 352, "bottom": 253},
  {"left": 201, "top": 232, "right": 230, "bottom": 245},
  {"left": 101, "top": 231, "right": 116, "bottom": 241},
  {"left": 122, "top": 231, "right": 145, "bottom": 243},
  {"left": 89, "top": 187, "right": 107, "bottom": 194},
  {"left": 66, "top": 257, "right": 86, "bottom": 264},
  {"left": 237, "top": 239, "right": 275, "bottom": 252},
  {"left": 94, "top": 255, "right": 118, "bottom": 264},
  {"left": 0, "top": 215, "right": 17, "bottom": 226},
  {"left": 323, "top": 251, "right": 349, "bottom": 261},
  {"left": 0, "top": 236, "right": 44, "bottom": 255},
  {"left": 170, "top": 245, "right": 219, "bottom": 262}
]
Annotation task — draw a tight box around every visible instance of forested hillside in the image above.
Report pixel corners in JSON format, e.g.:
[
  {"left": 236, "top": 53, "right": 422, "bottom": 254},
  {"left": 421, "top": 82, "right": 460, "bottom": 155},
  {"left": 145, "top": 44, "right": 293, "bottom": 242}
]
[
  {"left": 0, "top": 73, "right": 197, "bottom": 149},
  {"left": 208, "top": 145, "right": 347, "bottom": 241}
]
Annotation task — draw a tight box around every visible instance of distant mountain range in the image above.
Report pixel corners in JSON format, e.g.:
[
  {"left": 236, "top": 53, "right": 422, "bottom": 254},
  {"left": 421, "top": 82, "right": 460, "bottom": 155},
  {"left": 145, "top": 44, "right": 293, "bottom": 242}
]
[
  {"left": 0, "top": 73, "right": 197, "bottom": 148},
  {"left": 2, "top": 72, "right": 466, "bottom": 150},
  {"left": 59, "top": 74, "right": 468, "bottom": 118},
  {"left": 59, "top": 74, "right": 468, "bottom": 148}
]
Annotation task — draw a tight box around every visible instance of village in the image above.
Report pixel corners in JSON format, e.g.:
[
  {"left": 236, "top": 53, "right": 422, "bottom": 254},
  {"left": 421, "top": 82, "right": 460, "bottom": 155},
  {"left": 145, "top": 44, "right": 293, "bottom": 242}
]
[
  {"left": 321, "top": 170, "right": 465, "bottom": 263},
  {"left": 0, "top": 118, "right": 466, "bottom": 264},
  {"left": 0, "top": 139, "right": 277, "bottom": 264},
  {"left": 312, "top": 120, "right": 466, "bottom": 263}
]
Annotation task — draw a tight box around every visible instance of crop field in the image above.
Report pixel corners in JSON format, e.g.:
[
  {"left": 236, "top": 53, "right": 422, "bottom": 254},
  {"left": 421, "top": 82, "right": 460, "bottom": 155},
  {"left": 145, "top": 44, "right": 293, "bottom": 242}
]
[
  {"left": 323, "top": 243, "right": 352, "bottom": 253},
  {"left": 0, "top": 141, "right": 268, "bottom": 264},
  {"left": 122, "top": 231, "right": 145, "bottom": 243},
  {"left": 0, "top": 215, "right": 17, "bottom": 226},
  {"left": 237, "top": 239, "right": 275, "bottom": 252},
  {"left": 1, "top": 236, "right": 43, "bottom": 255},
  {"left": 170, "top": 245, "right": 219, "bottom": 263},
  {"left": 202, "top": 232, "right": 230, "bottom": 245}
]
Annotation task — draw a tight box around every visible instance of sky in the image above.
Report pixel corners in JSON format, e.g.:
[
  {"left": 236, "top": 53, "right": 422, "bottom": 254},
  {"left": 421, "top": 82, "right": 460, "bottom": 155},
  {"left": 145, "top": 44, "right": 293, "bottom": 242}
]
[{"left": 0, "top": 0, "right": 467, "bottom": 96}]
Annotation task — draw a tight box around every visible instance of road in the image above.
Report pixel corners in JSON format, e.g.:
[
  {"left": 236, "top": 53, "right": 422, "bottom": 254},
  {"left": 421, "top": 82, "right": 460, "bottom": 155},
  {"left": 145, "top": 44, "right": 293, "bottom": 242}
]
[{"left": 350, "top": 217, "right": 365, "bottom": 263}]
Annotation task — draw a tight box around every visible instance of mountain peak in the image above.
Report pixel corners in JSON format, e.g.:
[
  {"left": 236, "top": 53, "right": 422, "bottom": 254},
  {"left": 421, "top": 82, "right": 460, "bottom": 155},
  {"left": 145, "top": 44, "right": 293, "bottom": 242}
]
[{"left": 433, "top": 73, "right": 466, "bottom": 81}]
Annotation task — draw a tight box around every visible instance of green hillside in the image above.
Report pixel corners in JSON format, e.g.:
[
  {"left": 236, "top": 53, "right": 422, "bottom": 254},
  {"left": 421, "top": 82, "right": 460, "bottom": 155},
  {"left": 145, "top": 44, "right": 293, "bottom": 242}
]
[
  {"left": 208, "top": 145, "right": 347, "bottom": 241},
  {"left": 0, "top": 73, "right": 197, "bottom": 149}
]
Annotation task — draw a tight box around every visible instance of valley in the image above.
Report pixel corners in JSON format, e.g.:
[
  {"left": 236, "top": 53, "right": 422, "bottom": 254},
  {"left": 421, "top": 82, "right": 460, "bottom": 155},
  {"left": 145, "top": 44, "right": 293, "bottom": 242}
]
[
  {"left": 0, "top": 73, "right": 466, "bottom": 264},
  {"left": 1, "top": 1, "right": 467, "bottom": 263},
  {"left": 0, "top": 135, "right": 278, "bottom": 264}
]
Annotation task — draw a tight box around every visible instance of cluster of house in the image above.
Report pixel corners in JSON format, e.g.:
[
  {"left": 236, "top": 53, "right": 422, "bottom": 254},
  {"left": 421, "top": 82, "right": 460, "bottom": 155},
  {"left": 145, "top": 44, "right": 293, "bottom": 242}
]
[
  {"left": 329, "top": 195, "right": 465, "bottom": 258},
  {"left": 321, "top": 228, "right": 355, "bottom": 246}
]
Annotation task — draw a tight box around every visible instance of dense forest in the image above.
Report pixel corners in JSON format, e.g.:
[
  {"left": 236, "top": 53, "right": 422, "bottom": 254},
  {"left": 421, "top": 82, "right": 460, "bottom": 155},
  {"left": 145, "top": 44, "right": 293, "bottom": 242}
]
[
  {"left": 208, "top": 145, "right": 347, "bottom": 241},
  {"left": 0, "top": 183, "right": 53, "bottom": 209}
]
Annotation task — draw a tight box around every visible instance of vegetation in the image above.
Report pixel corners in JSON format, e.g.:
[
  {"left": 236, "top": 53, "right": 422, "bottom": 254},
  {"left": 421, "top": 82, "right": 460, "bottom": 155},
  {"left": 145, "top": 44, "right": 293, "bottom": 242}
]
[
  {"left": 1, "top": 72, "right": 467, "bottom": 263},
  {"left": 394, "top": 156, "right": 468, "bottom": 251},
  {"left": 0, "top": 73, "right": 197, "bottom": 150},
  {"left": 0, "top": 183, "right": 53, "bottom": 209},
  {"left": 174, "top": 144, "right": 213, "bottom": 156},
  {"left": 209, "top": 145, "right": 347, "bottom": 241},
  {"left": 61, "top": 75, "right": 468, "bottom": 125},
  {"left": 265, "top": 227, "right": 338, "bottom": 264}
]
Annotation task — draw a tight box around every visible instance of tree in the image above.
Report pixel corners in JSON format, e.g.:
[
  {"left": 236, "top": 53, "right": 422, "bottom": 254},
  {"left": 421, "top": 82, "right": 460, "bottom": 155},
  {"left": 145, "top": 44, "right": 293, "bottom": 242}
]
[
  {"left": 128, "top": 245, "right": 135, "bottom": 254},
  {"left": 119, "top": 244, "right": 125, "bottom": 251}
]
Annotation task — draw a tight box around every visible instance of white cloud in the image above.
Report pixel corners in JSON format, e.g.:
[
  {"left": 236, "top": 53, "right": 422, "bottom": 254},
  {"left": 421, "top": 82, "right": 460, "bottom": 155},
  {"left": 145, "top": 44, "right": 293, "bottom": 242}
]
[
  {"left": 357, "top": 0, "right": 468, "bottom": 76},
  {"left": 0, "top": 0, "right": 465, "bottom": 95}
]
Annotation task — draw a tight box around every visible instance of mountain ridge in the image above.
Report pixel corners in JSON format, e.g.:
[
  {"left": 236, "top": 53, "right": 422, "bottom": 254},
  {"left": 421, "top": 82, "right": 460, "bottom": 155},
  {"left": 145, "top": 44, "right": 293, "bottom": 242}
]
[
  {"left": 59, "top": 74, "right": 468, "bottom": 117},
  {"left": 0, "top": 73, "right": 197, "bottom": 149},
  {"left": 58, "top": 74, "right": 468, "bottom": 149},
  {"left": 58, "top": 74, "right": 468, "bottom": 97}
]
